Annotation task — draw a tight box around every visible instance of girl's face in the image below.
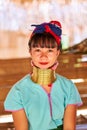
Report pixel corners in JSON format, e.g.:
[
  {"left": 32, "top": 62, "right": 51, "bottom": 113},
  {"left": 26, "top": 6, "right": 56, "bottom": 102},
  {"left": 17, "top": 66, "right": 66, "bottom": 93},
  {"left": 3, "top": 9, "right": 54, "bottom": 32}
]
[{"left": 30, "top": 47, "right": 60, "bottom": 69}]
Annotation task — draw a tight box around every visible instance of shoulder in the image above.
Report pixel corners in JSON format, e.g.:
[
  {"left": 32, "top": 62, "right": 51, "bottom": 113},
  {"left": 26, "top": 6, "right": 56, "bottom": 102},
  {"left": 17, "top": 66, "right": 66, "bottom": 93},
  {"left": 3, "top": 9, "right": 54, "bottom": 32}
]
[
  {"left": 55, "top": 74, "right": 76, "bottom": 91},
  {"left": 4, "top": 74, "right": 32, "bottom": 111},
  {"left": 56, "top": 74, "right": 73, "bottom": 85},
  {"left": 12, "top": 74, "right": 33, "bottom": 90},
  {"left": 4, "top": 74, "right": 34, "bottom": 104}
]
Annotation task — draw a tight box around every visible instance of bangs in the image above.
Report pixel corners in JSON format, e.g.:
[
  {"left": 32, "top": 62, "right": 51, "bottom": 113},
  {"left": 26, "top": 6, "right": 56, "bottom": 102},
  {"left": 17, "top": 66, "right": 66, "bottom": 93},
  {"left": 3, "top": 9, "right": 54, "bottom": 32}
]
[{"left": 29, "top": 33, "right": 58, "bottom": 49}]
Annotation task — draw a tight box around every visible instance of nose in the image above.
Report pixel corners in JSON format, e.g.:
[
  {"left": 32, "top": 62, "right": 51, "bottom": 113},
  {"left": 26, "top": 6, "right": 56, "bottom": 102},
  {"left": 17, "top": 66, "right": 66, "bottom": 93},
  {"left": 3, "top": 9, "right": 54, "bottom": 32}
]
[{"left": 40, "top": 52, "right": 48, "bottom": 58}]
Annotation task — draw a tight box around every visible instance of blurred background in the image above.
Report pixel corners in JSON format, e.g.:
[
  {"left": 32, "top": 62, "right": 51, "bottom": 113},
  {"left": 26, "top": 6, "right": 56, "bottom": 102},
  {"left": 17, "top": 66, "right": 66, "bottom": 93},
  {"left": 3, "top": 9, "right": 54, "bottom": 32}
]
[
  {"left": 0, "top": 0, "right": 87, "bottom": 130},
  {"left": 0, "top": 0, "right": 87, "bottom": 58}
]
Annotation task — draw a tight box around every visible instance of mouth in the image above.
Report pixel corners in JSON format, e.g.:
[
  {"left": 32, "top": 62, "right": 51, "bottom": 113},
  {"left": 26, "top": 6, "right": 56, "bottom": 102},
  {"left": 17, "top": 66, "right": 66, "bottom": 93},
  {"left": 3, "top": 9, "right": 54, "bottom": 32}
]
[{"left": 39, "top": 62, "right": 49, "bottom": 65}]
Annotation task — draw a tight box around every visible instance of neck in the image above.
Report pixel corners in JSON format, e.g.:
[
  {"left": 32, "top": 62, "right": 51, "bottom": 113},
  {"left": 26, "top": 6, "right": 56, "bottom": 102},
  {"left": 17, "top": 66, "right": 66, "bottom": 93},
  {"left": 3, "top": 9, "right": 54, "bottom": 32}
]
[{"left": 31, "top": 66, "right": 56, "bottom": 86}]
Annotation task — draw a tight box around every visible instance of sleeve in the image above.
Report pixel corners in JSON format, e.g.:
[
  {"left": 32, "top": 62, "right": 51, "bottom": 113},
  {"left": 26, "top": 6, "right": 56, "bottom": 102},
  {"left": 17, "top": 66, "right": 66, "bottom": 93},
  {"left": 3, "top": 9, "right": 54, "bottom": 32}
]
[
  {"left": 65, "top": 81, "right": 83, "bottom": 107},
  {"left": 4, "top": 85, "right": 23, "bottom": 111}
]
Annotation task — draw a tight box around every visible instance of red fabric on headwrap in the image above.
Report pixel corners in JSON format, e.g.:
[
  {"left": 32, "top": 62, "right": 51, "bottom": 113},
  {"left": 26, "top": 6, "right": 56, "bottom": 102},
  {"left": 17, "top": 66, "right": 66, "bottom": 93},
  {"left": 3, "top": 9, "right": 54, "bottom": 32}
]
[
  {"left": 45, "top": 25, "right": 61, "bottom": 45},
  {"left": 50, "top": 21, "right": 62, "bottom": 28}
]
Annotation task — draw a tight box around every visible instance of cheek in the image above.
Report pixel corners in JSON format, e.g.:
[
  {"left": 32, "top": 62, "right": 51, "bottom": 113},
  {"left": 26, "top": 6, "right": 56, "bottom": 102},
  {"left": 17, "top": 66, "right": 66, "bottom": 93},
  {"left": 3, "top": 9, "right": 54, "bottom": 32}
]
[
  {"left": 32, "top": 56, "right": 39, "bottom": 64},
  {"left": 31, "top": 52, "right": 38, "bottom": 58},
  {"left": 31, "top": 52, "right": 40, "bottom": 58},
  {"left": 50, "top": 54, "right": 58, "bottom": 60},
  {"left": 32, "top": 56, "right": 37, "bottom": 61}
]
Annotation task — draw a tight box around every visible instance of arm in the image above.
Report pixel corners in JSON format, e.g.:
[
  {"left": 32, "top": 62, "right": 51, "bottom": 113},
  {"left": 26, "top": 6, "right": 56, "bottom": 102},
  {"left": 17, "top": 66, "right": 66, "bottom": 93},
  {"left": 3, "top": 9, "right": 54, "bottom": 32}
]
[
  {"left": 12, "top": 109, "right": 28, "bottom": 130},
  {"left": 63, "top": 105, "right": 77, "bottom": 130}
]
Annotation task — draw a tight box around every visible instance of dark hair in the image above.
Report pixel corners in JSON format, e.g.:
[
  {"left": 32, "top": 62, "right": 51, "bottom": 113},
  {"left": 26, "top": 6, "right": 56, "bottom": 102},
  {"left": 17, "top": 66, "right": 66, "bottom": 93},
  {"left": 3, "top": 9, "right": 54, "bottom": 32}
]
[{"left": 28, "top": 32, "right": 62, "bottom": 50}]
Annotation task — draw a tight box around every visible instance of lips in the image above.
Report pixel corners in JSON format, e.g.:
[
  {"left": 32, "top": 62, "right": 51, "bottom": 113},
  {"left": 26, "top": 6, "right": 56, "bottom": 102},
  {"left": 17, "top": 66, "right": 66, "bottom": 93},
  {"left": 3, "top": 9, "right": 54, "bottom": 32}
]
[{"left": 39, "top": 62, "right": 48, "bottom": 65}]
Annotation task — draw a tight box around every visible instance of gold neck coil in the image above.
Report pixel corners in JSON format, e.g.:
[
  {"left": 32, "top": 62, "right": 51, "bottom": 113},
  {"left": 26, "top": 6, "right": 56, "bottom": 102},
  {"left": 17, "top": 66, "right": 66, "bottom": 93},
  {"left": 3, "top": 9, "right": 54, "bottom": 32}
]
[{"left": 31, "top": 66, "right": 56, "bottom": 86}]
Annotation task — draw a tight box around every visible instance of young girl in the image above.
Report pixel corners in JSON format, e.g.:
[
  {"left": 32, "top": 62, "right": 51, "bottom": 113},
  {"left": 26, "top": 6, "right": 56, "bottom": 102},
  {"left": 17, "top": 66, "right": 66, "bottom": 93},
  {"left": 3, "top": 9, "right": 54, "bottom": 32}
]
[{"left": 4, "top": 21, "right": 82, "bottom": 130}]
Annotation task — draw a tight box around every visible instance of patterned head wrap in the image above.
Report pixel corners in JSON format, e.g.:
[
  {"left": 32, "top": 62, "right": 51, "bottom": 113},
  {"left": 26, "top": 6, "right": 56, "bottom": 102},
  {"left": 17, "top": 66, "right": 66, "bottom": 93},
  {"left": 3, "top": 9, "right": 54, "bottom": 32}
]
[{"left": 30, "top": 20, "right": 62, "bottom": 46}]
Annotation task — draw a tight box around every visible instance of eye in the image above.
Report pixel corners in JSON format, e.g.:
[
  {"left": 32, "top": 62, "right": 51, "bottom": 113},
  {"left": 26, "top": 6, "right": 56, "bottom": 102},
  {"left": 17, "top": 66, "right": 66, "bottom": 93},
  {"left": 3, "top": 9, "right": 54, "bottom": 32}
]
[
  {"left": 35, "top": 48, "right": 41, "bottom": 52},
  {"left": 48, "top": 49, "right": 53, "bottom": 52}
]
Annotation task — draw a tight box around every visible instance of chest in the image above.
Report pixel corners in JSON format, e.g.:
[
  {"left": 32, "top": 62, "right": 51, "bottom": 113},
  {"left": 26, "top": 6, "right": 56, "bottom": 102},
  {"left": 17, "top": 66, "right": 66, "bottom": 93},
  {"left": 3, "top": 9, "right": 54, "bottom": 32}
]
[
  {"left": 41, "top": 85, "right": 52, "bottom": 93},
  {"left": 22, "top": 85, "right": 65, "bottom": 121}
]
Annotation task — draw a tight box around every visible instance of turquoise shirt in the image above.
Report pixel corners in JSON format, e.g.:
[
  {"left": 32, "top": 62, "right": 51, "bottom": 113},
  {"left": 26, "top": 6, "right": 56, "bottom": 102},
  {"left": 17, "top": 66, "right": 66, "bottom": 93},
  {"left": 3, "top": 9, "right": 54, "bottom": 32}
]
[{"left": 4, "top": 74, "right": 82, "bottom": 130}]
